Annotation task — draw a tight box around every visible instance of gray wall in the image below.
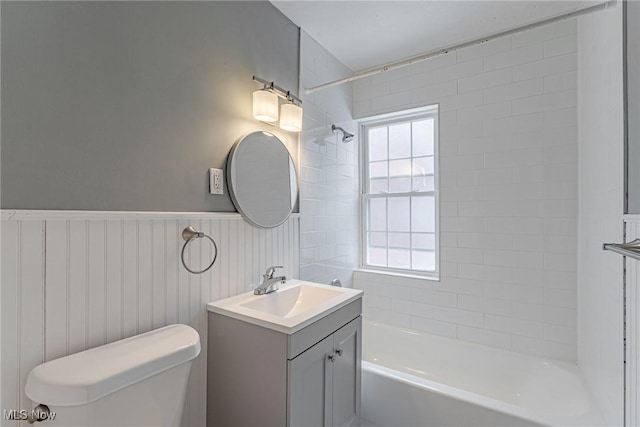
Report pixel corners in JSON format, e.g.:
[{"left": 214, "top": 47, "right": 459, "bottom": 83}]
[
  {"left": 1, "top": 1, "right": 300, "bottom": 211},
  {"left": 628, "top": 0, "right": 640, "bottom": 213}
]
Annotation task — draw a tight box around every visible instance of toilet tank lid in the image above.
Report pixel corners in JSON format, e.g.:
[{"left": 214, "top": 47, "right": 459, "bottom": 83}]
[{"left": 25, "top": 324, "right": 200, "bottom": 406}]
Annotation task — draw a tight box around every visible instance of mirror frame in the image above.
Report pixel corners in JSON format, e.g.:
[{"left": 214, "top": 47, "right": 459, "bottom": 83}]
[{"left": 226, "top": 131, "right": 298, "bottom": 228}]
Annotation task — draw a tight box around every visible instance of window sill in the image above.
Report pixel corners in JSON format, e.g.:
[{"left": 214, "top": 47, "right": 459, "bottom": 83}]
[{"left": 354, "top": 268, "right": 440, "bottom": 282}]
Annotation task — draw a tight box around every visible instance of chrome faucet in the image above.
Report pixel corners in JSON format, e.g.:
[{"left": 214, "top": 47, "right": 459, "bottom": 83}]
[{"left": 254, "top": 265, "right": 286, "bottom": 295}]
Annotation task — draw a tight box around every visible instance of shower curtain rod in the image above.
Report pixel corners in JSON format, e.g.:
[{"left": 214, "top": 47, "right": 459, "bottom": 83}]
[{"left": 305, "top": 0, "right": 614, "bottom": 94}]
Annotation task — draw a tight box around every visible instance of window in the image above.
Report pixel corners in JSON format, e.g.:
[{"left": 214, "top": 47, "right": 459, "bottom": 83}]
[{"left": 360, "top": 106, "right": 439, "bottom": 277}]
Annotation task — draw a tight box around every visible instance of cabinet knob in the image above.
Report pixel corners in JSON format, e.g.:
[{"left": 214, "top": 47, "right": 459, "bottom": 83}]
[
  {"left": 328, "top": 354, "right": 336, "bottom": 362},
  {"left": 335, "top": 348, "right": 343, "bottom": 357}
]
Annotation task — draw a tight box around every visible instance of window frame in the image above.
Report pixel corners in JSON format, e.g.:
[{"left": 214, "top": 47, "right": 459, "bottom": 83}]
[{"left": 358, "top": 105, "right": 440, "bottom": 279}]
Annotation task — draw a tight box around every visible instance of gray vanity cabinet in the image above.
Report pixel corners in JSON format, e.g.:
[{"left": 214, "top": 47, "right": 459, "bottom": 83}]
[
  {"left": 207, "top": 298, "right": 362, "bottom": 427},
  {"left": 331, "top": 318, "right": 362, "bottom": 427},
  {"left": 288, "top": 317, "right": 361, "bottom": 427},
  {"left": 289, "top": 334, "right": 334, "bottom": 427}
]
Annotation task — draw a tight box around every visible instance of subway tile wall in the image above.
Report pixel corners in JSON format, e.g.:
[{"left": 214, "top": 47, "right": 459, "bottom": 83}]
[
  {"left": 299, "top": 31, "right": 359, "bottom": 286},
  {"left": 353, "top": 19, "right": 578, "bottom": 361}
]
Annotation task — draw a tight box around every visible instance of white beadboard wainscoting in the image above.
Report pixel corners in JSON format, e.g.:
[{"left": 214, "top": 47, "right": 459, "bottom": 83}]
[
  {"left": 626, "top": 215, "right": 640, "bottom": 427},
  {"left": 0, "top": 210, "right": 299, "bottom": 427}
]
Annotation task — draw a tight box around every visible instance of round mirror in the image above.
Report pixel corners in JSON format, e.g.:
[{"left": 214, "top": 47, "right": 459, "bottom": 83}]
[{"left": 227, "top": 131, "right": 298, "bottom": 228}]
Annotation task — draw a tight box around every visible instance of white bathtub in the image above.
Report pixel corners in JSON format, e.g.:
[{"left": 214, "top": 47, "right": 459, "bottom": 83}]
[{"left": 362, "top": 321, "right": 604, "bottom": 427}]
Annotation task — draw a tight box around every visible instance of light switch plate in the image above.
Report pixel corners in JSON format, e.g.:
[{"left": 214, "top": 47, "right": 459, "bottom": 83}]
[{"left": 209, "top": 168, "right": 224, "bottom": 195}]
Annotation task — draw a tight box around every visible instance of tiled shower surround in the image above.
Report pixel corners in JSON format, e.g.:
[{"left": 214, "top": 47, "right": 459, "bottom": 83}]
[{"left": 353, "top": 19, "right": 579, "bottom": 361}]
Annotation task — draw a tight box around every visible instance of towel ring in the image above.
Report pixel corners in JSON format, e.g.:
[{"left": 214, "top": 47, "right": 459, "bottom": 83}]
[{"left": 181, "top": 226, "right": 218, "bottom": 274}]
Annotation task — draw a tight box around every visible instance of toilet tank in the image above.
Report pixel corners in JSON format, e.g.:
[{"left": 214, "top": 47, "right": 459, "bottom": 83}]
[{"left": 25, "top": 324, "right": 200, "bottom": 427}]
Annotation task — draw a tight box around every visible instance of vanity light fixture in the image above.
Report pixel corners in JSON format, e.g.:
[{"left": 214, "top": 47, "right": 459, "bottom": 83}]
[
  {"left": 252, "top": 76, "right": 303, "bottom": 132},
  {"left": 279, "top": 102, "right": 303, "bottom": 132},
  {"left": 252, "top": 89, "right": 279, "bottom": 123}
]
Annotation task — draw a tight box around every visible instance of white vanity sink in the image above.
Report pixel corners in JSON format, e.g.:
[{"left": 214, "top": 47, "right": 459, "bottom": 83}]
[
  {"left": 240, "top": 284, "right": 344, "bottom": 317},
  {"left": 207, "top": 279, "right": 363, "bottom": 334}
]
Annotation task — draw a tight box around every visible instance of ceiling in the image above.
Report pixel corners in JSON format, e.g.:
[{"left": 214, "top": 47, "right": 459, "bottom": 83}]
[{"left": 271, "top": 1, "right": 593, "bottom": 72}]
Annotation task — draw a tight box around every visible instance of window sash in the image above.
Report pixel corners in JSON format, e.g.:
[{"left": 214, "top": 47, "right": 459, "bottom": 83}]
[{"left": 363, "top": 194, "right": 437, "bottom": 272}]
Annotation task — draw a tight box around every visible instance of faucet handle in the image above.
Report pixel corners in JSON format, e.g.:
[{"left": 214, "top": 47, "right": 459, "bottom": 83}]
[{"left": 264, "top": 265, "right": 283, "bottom": 280}]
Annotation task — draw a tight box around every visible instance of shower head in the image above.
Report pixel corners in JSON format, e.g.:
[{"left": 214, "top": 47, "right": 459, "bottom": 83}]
[{"left": 331, "top": 124, "right": 354, "bottom": 143}]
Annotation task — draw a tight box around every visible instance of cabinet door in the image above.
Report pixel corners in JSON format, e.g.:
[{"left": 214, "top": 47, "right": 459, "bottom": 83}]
[
  {"left": 288, "top": 334, "right": 334, "bottom": 427},
  {"left": 331, "top": 317, "right": 362, "bottom": 427}
]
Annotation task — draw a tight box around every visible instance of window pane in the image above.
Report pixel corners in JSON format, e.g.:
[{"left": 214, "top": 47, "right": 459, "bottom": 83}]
[
  {"left": 389, "top": 123, "right": 411, "bottom": 159},
  {"left": 389, "top": 159, "right": 412, "bottom": 192},
  {"left": 412, "top": 250, "right": 436, "bottom": 271},
  {"left": 370, "top": 161, "right": 388, "bottom": 178},
  {"left": 368, "top": 232, "right": 388, "bottom": 267},
  {"left": 412, "top": 233, "right": 436, "bottom": 251},
  {"left": 368, "top": 246, "right": 387, "bottom": 267},
  {"left": 370, "top": 178, "right": 388, "bottom": 194},
  {"left": 369, "top": 127, "right": 388, "bottom": 161},
  {"left": 369, "top": 161, "right": 388, "bottom": 194},
  {"left": 411, "top": 196, "right": 435, "bottom": 233},
  {"left": 389, "top": 177, "right": 411, "bottom": 193},
  {"left": 390, "top": 159, "right": 411, "bottom": 177},
  {"left": 412, "top": 156, "right": 435, "bottom": 192},
  {"left": 413, "top": 176, "right": 435, "bottom": 192},
  {"left": 412, "top": 156, "right": 434, "bottom": 176},
  {"left": 388, "top": 232, "right": 410, "bottom": 249},
  {"left": 388, "top": 197, "right": 410, "bottom": 232},
  {"left": 369, "top": 231, "right": 387, "bottom": 248},
  {"left": 389, "top": 248, "right": 411, "bottom": 269},
  {"left": 368, "top": 198, "right": 387, "bottom": 231},
  {"left": 412, "top": 119, "right": 434, "bottom": 157}
]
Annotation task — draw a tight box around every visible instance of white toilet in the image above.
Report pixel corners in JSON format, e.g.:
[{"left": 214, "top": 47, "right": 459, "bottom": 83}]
[{"left": 25, "top": 324, "right": 200, "bottom": 427}]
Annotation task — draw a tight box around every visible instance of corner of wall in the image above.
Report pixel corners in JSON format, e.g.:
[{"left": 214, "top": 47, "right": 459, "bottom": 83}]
[
  {"left": 576, "top": 3, "right": 625, "bottom": 425},
  {"left": 298, "top": 31, "right": 359, "bottom": 287}
]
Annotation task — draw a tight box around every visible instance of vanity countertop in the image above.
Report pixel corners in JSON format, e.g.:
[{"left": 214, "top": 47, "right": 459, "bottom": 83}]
[{"left": 207, "top": 279, "right": 363, "bottom": 334}]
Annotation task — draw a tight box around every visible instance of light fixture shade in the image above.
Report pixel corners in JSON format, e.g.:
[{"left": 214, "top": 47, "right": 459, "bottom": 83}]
[
  {"left": 279, "top": 103, "right": 303, "bottom": 132},
  {"left": 252, "top": 90, "right": 279, "bottom": 123}
]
